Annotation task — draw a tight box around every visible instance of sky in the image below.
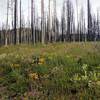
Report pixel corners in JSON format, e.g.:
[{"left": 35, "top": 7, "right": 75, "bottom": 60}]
[{"left": 0, "top": 0, "right": 100, "bottom": 27}]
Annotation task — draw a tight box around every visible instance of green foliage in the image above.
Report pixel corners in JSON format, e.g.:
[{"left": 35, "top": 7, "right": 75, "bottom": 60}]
[{"left": 0, "top": 43, "right": 100, "bottom": 99}]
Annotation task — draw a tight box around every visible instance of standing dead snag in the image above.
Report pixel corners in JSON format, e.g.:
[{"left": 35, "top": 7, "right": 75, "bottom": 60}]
[
  {"left": 48, "top": 0, "right": 51, "bottom": 42},
  {"left": 31, "top": 0, "right": 35, "bottom": 44},
  {"left": 53, "top": 0, "right": 57, "bottom": 42},
  {"left": 6, "top": 0, "right": 14, "bottom": 45},
  {"left": 61, "top": 1, "right": 65, "bottom": 42},
  {"left": 41, "top": 0, "right": 45, "bottom": 44},
  {"left": 66, "top": 0, "right": 73, "bottom": 41},
  {"left": 19, "top": 0, "right": 22, "bottom": 44},
  {"left": 14, "top": 0, "right": 17, "bottom": 44},
  {"left": 87, "top": 0, "right": 93, "bottom": 41},
  {"left": 5, "top": 0, "right": 9, "bottom": 46},
  {"left": 31, "top": 0, "right": 34, "bottom": 44}
]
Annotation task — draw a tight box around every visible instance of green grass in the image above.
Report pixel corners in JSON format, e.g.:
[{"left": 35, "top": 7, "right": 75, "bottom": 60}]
[{"left": 0, "top": 42, "right": 100, "bottom": 99}]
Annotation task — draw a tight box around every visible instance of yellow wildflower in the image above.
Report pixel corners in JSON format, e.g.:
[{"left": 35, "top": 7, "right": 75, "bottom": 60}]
[
  {"left": 39, "top": 58, "right": 45, "bottom": 65},
  {"left": 11, "top": 64, "right": 20, "bottom": 68},
  {"left": 29, "top": 73, "right": 38, "bottom": 80}
]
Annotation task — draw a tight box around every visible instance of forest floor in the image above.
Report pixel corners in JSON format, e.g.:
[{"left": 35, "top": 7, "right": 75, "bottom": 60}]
[{"left": 0, "top": 42, "right": 100, "bottom": 99}]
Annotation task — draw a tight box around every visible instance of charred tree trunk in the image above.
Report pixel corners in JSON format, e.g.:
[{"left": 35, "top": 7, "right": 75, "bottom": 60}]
[
  {"left": 31, "top": 0, "right": 35, "bottom": 44},
  {"left": 14, "top": 0, "right": 17, "bottom": 44},
  {"left": 87, "top": 0, "right": 93, "bottom": 41},
  {"left": 19, "top": 0, "right": 22, "bottom": 43}
]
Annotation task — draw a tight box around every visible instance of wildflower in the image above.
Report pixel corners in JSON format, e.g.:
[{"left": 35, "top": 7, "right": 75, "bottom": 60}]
[
  {"left": 96, "top": 81, "right": 100, "bottom": 86},
  {"left": 43, "top": 74, "right": 49, "bottom": 78},
  {"left": 32, "top": 59, "right": 35, "bottom": 64},
  {"left": 15, "top": 54, "right": 20, "bottom": 59},
  {"left": 32, "top": 56, "right": 39, "bottom": 64},
  {"left": 11, "top": 64, "right": 20, "bottom": 68},
  {"left": 73, "top": 74, "right": 81, "bottom": 81},
  {"left": 82, "top": 64, "right": 88, "bottom": 71},
  {"left": 38, "top": 58, "right": 45, "bottom": 65},
  {"left": 51, "top": 67, "right": 60, "bottom": 74},
  {"left": 29, "top": 73, "right": 38, "bottom": 80},
  {"left": 48, "top": 56, "right": 53, "bottom": 60},
  {"left": 66, "top": 55, "right": 70, "bottom": 58}
]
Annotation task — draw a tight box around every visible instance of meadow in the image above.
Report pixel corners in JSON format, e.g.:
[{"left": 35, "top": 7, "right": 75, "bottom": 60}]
[{"left": 0, "top": 42, "right": 100, "bottom": 100}]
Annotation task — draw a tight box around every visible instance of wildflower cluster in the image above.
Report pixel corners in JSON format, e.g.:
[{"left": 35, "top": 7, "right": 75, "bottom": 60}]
[
  {"left": 29, "top": 73, "right": 39, "bottom": 80},
  {"left": 38, "top": 58, "right": 45, "bottom": 65},
  {"left": 32, "top": 56, "right": 45, "bottom": 65}
]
